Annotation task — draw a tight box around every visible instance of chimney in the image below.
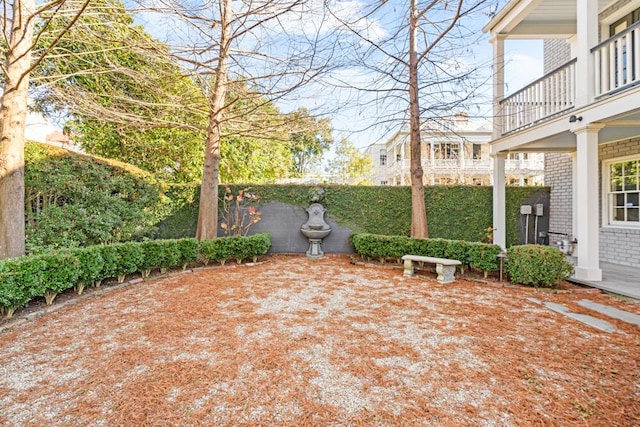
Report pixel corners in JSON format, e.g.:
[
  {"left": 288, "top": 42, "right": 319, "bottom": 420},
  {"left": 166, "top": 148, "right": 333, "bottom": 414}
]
[{"left": 453, "top": 112, "right": 468, "bottom": 128}]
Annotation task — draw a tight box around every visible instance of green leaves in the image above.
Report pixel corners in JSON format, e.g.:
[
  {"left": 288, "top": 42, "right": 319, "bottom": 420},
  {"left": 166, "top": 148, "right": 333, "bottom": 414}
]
[
  {"left": 0, "top": 236, "right": 272, "bottom": 317},
  {"left": 506, "top": 245, "right": 574, "bottom": 287},
  {"left": 25, "top": 142, "right": 166, "bottom": 252},
  {"left": 351, "top": 233, "right": 502, "bottom": 275}
]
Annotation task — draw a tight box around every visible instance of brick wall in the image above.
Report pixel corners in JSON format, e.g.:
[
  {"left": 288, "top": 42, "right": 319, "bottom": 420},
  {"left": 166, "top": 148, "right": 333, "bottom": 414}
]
[
  {"left": 543, "top": 40, "right": 571, "bottom": 73},
  {"left": 599, "top": 138, "right": 640, "bottom": 266},
  {"left": 545, "top": 152, "right": 573, "bottom": 238},
  {"left": 545, "top": 139, "right": 640, "bottom": 267}
]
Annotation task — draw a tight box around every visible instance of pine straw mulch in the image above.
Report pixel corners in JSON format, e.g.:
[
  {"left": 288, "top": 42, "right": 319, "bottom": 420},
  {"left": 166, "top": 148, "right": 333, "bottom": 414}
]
[{"left": 0, "top": 255, "right": 639, "bottom": 426}]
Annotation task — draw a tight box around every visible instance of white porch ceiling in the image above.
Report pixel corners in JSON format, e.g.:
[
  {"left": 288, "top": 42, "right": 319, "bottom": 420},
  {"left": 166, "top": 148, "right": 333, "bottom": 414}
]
[{"left": 484, "top": 0, "right": 614, "bottom": 38}]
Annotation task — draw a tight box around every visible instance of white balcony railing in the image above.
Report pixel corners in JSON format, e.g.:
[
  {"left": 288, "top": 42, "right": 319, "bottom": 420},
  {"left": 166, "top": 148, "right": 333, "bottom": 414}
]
[
  {"left": 464, "top": 159, "right": 493, "bottom": 170},
  {"left": 385, "top": 158, "right": 543, "bottom": 174},
  {"left": 499, "top": 59, "right": 577, "bottom": 135},
  {"left": 593, "top": 21, "right": 640, "bottom": 97},
  {"left": 505, "top": 158, "right": 545, "bottom": 171}
]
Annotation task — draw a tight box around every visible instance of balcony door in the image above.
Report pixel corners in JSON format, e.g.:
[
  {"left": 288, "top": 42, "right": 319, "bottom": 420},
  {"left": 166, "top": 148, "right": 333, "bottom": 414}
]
[
  {"left": 610, "top": 8, "right": 640, "bottom": 86},
  {"left": 610, "top": 8, "right": 640, "bottom": 36}
]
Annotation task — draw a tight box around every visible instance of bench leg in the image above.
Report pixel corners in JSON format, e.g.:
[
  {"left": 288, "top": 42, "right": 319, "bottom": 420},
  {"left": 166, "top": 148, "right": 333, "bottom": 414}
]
[
  {"left": 403, "top": 258, "right": 415, "bottom": 277},
  {"left": 436, "top": 264, "right": 456, "bottom": 284}
]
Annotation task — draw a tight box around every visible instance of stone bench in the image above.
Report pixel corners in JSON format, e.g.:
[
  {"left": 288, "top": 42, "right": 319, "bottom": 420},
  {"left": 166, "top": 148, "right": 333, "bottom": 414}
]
[{"left": 401, "top": 255, "right": 462, "bottom": 284}]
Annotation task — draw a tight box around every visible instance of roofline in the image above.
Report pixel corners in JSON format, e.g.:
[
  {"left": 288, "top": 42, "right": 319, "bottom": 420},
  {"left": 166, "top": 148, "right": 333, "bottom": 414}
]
[{"left": 482, "top": 0, "right": 521, "bottom": 33}]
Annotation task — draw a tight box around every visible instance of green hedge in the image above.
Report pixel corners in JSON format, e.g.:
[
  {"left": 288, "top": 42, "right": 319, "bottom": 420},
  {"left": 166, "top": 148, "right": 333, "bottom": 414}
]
[
  {"left": 25, "top": 142, "right": 171, "bottom": 252},
  {"left": 0, "top": 234, "right": 271, "bottom": 318},
  {"left": 199, "top": 233, "right": 271, "bottom": 265},
  {"left": 26, "top": 143, "right": 546, "bottom": 251},
  {"left": 155, "top": 184, "right": 547, "bottom": 247},
  {"left": 351, "top": 233, "right": 501, "bottom": 277},
  {"left": 506, "top": 245, "right": 574, "bottom": 287}
]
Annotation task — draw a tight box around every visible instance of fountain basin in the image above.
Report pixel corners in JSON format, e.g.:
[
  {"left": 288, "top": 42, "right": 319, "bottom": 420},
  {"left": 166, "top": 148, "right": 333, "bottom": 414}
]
[{"left": 301, "top": 227, "right": 331, "bottom": 240}]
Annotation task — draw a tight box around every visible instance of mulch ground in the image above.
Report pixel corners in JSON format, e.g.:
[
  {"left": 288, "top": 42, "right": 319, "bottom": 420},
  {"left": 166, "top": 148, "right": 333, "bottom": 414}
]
[{"left": 0, "top": 254, "right": 638, "bottom": 426}]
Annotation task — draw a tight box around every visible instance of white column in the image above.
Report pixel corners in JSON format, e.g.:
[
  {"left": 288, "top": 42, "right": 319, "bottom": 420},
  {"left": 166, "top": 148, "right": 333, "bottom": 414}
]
[
  {"left": 491, "top": 34, "right": 506, "bottom": 139},
  {"left": 572, "top": 124, "right": 604, "bottom": 281},
  {"left": 492, "top": 153, "right": 507, "bottom": 249},
  {"left": 570, "top": 151, "right": 578, "bottom": 249},
  {"left": 459, "top": 142, "right": 465, "bottom": 183},
  {"left": 575, "top": 0, "right": 598, "bottom": 107}
]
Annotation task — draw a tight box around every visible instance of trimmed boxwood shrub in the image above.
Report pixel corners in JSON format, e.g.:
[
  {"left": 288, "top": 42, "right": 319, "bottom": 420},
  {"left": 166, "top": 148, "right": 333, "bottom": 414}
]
[
  {"left": 351, "top": 233, "right": 502, "bottom": 277},
  {"left": 0, "top": 235, "right": 273, "bottom": 317},
  {"left": 1, "top": 256, "right": 47, "bottom": 299},
  {"left": 158, "top": 240, "right": 182, "bottom": 272},
  {"left": 70, "top": 246, "right": 104, "bottom": 293},
  {"left": 0, "top": 271, "right": 32, "bottom": 318},
  {"left": 38, "top": 251, "right": 82, "bottom": 304},
  {"left": 113, "top": 242, "right": 145, "bottom": 282},
  {"left": 199, "top": 239, "right": 229, "bottom": 265},
  {"left": 140, "top": 239, "right": 181, "bottom": 276},
  {"left": 243, "top": 233, "right": 271, "bottom": 262},
  {"left": 444, "top": 240, "right": 471, "bottom": 274},
  {"left": 200, "top": 233, "right": 272, "bottom": 265},
  {"left": 507, "top": 244, "right": 574, "bottom": 287},
  {"left": 97, "top": 244, "right": 120, "bottom": 286},
  {"left": 176, "top": 238, "right": 200, "bottom": 269},
  {"left": 466, "top": 242, "right": 502, "bottom": 277},
  {"left": 140, "top": 240, "right": 166, "bottom": 278}
]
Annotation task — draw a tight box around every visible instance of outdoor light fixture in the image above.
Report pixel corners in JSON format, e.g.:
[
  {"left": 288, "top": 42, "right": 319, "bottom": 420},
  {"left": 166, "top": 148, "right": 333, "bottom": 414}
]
[{"left": 569, "top": 115, "right": 583, "bottom": 123}]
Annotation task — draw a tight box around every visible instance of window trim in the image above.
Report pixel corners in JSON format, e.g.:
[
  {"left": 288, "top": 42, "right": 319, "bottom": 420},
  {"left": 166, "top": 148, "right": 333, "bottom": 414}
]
[
  {"left": 602, "top": 154, "right": 640, "bottom": 229},
  {"left": 379, "top": 149, "right": 387, "bottom": 167}
]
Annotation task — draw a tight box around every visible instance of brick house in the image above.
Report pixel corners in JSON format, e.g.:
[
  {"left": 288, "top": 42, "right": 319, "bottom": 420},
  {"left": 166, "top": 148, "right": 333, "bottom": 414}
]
[{"left": 484, "top": 0, "right": 640, "bottom": 282}]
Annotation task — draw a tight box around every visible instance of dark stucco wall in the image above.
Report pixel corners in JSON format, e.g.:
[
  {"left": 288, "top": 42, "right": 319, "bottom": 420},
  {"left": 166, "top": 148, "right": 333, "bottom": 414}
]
[{"left": 248, "top": 202, "right": 354, "bottom": 254}]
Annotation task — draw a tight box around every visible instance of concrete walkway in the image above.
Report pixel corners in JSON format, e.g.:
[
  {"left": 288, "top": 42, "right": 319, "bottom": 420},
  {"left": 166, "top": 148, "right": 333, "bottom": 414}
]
[
  {"left": 527, "top": 298, "right": 640, "bottom": 333},
  {"left": 568, "top": 260, "right": 640, "bottom": 301},
  {"left": 527, "top": 298, "right": 618, "bottom": 333}
]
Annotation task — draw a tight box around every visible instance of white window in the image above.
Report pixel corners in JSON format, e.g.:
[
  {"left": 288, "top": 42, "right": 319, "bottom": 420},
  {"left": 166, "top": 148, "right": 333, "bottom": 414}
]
[
  {"left": 433, "top": 143, "right": 459, "bottom": 159},
  {"left": 379, "top": 149, "right": 387, "bottom": 166},
  {"left": 605, "top": 156, "right": 640, "bottom": 226}
]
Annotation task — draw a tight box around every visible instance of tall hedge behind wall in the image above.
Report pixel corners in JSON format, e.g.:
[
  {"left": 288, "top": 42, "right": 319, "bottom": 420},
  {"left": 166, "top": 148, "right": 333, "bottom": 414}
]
[
  {"left": 25, "top": 143, "right": 547, "bottom": 252},
  {"left": 156, "top": 184, "right": 548, "bottom": 247}
]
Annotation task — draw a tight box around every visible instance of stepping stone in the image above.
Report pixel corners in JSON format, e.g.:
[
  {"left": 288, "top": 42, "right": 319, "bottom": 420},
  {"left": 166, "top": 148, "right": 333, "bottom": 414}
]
[
  {"left": 578, "top": 299, "right": 640, "bottom": 328},
  {"left": 526, "top": 298, "right": 618, "bottom": 333}
]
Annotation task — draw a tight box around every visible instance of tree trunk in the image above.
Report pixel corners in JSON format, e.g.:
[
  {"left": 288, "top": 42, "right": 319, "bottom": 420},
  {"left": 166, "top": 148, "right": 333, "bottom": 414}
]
[
  {"left": 408, "top": 0, "right": 428, "bottom": 238},
  {"left": 195, "top": 0, "right": 232, "bottom": 241},
  {"left": 0, "top": 0, "right": 35, "bottom": 259}
]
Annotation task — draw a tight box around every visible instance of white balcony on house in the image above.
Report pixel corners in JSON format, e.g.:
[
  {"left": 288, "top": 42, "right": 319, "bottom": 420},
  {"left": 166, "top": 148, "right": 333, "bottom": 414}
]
[
  {"left": 486, "top": 0, "right": 640, "bottom": 145},
  {"left": 500, "top": 59, "right": 577, "bottom": 134}
]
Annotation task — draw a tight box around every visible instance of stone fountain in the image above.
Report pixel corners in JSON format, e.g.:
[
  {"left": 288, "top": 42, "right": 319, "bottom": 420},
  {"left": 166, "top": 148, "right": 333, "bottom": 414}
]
[{"left": 300, "top": 202, "right": 331, "bottom": 258}]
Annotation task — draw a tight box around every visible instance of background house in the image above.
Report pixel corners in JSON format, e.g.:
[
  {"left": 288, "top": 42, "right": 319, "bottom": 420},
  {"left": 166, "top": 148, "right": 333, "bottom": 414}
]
[{"left": 366, "top": 113, "right": 544, "bottom": 187}]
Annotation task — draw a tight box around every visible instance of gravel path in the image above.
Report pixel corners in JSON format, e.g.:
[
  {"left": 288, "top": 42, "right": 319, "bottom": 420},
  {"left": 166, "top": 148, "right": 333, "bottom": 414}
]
[{"left": 0, "top": 255, "right": 638, "bottom": 426}]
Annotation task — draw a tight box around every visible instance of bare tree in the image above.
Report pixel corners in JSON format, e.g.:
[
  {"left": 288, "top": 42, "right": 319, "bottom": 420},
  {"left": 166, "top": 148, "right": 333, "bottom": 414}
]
[
  {"left": 130, "top": 0, "right": 335, "bottom": 240},
  {"left": 1, "top": 0, "right": 91, "bottom": 259},
  {"left": 327, "top": 0, "right": 495, "bottom": 238}
]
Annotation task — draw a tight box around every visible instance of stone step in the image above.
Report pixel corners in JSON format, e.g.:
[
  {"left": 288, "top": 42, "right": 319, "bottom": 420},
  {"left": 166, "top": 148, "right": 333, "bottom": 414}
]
[
  {"left": 526, "top": 298, "right": 618, "bottom": 333},
  {"left": 577, "top": 299, "right": 640, "bottom": 328}
]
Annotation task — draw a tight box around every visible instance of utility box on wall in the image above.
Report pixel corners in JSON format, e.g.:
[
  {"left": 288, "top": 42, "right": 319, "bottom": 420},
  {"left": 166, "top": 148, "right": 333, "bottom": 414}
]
[{"left": 518, "top": 194, "right": 550, "bottom": 245}]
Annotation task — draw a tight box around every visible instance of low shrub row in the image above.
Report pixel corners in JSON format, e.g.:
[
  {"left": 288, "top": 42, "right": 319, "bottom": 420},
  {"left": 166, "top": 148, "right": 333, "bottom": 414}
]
[
  {"left": 351, "top": 233, "right": 573, "bottom": 287},
  {"left": 0, "top": 234, "right": 271, "bottom": 318},
  {"left": 351, "top": 233, "right": 502, "bottom": 277},
  {"left": 506, "top": 244, "right": 574, "bottom": 287}
]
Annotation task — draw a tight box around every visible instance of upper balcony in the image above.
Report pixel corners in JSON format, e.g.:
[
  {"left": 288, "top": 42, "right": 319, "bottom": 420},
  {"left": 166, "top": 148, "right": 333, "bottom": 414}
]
[
  {"left": 485, "top": 0, "right": 640, "bottom": 142},
  {"left": 386, "top": 156, "right": 543, "bottom": 174},
  {"left": 500, "top": 21, "right": 640, "bottom": 134}
]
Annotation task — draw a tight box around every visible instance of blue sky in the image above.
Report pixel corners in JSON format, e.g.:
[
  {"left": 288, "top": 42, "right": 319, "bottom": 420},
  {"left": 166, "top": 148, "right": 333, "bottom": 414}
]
[{"left": 128, "top": 1, "right": 544, "bottom": 150}]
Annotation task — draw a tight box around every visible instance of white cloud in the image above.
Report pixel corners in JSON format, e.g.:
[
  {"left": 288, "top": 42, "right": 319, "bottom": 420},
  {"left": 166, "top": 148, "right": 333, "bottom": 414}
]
[{"left": 503, "top": 41, "right": 544, "bottom": 95}]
